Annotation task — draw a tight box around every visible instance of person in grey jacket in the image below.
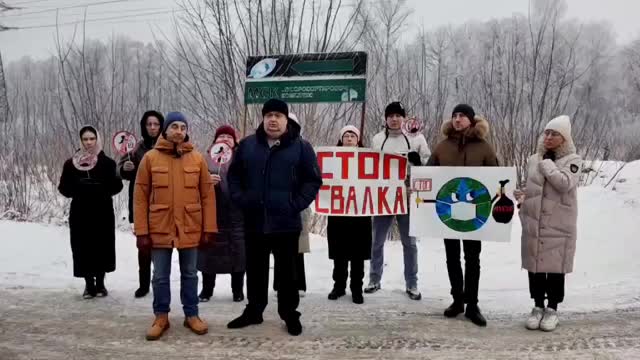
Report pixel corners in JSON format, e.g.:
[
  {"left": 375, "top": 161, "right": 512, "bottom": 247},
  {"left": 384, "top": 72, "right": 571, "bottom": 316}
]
[{"left": 515, "top": 115, "right": 582, "bottom": 332}]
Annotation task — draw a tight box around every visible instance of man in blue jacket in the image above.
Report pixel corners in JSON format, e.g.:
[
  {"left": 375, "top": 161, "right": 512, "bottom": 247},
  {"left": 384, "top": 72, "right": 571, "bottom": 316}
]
[{"left": 226, "top": 99, "right": 322, "bottom": 336}]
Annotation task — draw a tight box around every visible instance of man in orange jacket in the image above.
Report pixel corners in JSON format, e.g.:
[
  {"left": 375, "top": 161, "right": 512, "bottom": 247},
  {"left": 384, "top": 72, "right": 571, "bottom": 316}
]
[{"left": 134, "top": 112, "right": 217, "bottom": 341}]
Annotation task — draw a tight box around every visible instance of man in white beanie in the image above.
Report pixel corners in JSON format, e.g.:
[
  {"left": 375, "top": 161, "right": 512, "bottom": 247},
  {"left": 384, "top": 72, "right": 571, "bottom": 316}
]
[
  {"left": 515, "top": 115, "right": 582, "bottom": 332},
  {"left": 366, "top": 101, "right": 431, "bottom": 300}
]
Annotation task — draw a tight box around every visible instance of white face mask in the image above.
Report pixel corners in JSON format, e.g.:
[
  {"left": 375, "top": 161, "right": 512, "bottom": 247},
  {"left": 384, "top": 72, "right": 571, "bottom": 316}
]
[{"left": 450, "top": 201, "right": 476, "bottom": 221}]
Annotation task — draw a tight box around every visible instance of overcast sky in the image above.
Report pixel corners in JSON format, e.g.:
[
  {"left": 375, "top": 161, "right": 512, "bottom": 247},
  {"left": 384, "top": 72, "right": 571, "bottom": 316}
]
[{"left": 1, "top": 0, "right": 639, "bottom": 63}]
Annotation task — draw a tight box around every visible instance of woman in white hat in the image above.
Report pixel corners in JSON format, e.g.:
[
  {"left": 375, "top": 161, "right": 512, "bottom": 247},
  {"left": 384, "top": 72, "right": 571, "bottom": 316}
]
[{"left": 515, "top": 115, "right": 582, "bottom": 332}]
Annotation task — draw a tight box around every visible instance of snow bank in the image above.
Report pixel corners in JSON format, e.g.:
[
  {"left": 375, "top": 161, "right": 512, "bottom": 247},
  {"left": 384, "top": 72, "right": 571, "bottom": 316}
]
[{"left": 1, "top": 160, "right": 639, "bottom": 315}]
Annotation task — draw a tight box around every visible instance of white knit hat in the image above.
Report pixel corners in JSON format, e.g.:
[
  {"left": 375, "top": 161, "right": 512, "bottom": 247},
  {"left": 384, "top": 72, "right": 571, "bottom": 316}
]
[
  {"left": 545, "top": 115, "right": 573, "bottom": 143},
  {"left": 339, "top": 125, "right": 360, "bottom": 141},
  {"left": 289, "top": 112, "right": 300, "bottom": 125}
]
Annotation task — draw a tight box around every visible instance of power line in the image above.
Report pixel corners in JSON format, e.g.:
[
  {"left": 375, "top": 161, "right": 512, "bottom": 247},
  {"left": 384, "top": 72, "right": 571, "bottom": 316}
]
[
  {"left": 3, "top": 6, "right": 172, "bottom": 22},
  {"left": 2, "top": 0, "right": 142, "bottom": 17},
  {"left": 14, "top": 8, "right": 184, "bottom": 29},
  {"left": 11, "top": 0, "right": 56, "bottom": 4}
]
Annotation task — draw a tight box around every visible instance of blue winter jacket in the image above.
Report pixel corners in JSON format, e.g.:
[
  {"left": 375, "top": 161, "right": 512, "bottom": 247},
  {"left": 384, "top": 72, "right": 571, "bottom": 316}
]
[{"left": 228, "top": 120, "right": 322, "bottom": 234}]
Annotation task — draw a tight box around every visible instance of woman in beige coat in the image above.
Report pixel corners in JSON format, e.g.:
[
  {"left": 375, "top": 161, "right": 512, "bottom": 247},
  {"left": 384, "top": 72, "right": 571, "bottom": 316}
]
[{"left": 515, "top": 115, "right": 582, "bottom": 332}]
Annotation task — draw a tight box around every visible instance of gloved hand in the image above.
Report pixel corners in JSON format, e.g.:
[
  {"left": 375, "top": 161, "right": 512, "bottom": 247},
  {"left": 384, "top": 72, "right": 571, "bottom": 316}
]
[
  {"left": 136, "top": 235, "right": 151, "bottom": 250},
  {"left": 200, "top": 232, "right": 215, "bottom": 247},
  {"left": 210, "top": 174, "right": 222, "bottom": 186},
  {"left": 542, "top": 151, "right": 556, "bottom": 161},
  {"left": 407, "top": 151, "right": 422, "bottom": 166},
  {"left": 123, "top": 161, "right": 135, "bottom": 172}
]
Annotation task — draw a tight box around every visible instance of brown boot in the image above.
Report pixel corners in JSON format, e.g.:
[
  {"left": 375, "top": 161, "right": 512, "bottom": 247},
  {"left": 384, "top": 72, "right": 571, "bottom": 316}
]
[
  {"left": 184, "top": 316, "right": 208, "bottom": 335},
  {"left": 146, "top": 313, "right": 170, "bottom": 341}
]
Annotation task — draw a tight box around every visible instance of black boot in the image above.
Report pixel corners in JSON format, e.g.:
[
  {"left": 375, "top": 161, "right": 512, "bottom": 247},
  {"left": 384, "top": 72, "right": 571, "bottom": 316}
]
[
  {"left": 352, "top": 292, "right": 364, "bottom": 304},
  {"left": 465, "top": 304, "right": 487, "bottom": 327},
  {"left": 83, "top": 277, "right": 97, "bottom": 299},
  {"left": 135, "top": 249, "right": 152, "bottom": 298},
  {"left": 231, "top": 272, "right": 244, "bottom": 302},
  {"left": 227, "top": 309, "right": 264, "bottom": 329},
  {"left": 444, "top": 300, "right": 465, "bottom": 318},
  {"left": 328, "top": 287, "right": 346, "bottom": 300},
  {"left": 285, "top": 316, "right": 302, "bottom": 336},
  {"left": 199, "top": 273, "right": 215, "bottom": 302},
  {"left": 134, "top": 271, "right": 150, "bottom": 298},
  {"left": 95, "top": 273, "right": 108, "bottom": 297},
  {"left": 134, "top": 287, "right": 149, "bottom": 298},
  {"left": 233, "top": 292, "right": 245, "bottom": 302}
]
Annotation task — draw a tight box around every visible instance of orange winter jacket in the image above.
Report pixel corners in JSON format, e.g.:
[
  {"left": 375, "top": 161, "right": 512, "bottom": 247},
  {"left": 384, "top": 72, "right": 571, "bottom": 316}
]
[{"left": 134, "top": 137, "right": 217, "bottom": 249}]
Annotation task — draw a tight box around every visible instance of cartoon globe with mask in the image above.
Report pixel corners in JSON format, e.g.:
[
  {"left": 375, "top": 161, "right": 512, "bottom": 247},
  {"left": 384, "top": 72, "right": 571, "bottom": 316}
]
[{"left": 435, "top": 177, "right": 492, "bottom": 232}]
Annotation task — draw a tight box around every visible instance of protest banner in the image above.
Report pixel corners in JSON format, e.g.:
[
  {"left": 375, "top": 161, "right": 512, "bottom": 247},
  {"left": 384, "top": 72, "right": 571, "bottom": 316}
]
[
  {"left": 312, "top": 147, "right": 408, "bottom": 216},
  {"left": 112, "top": 131, "right": 137, "bottom": 156},
  {"left": 409, "top": 166, "right": 517, "bottom": 242}
]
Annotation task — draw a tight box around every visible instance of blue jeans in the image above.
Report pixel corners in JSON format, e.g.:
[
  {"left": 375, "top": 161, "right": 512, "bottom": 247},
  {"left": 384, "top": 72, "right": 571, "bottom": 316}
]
[
  {"left": 369, "top": 215, "right": 418, "bottom": 289},
  {"left": 151, "top": 248, "right": 199, "bottom": 317}
]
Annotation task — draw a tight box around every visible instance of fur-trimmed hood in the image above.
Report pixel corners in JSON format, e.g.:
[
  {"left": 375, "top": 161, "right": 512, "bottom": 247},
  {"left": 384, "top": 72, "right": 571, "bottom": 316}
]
[
  {"left": 427, "top": 115, "right": 499, "bottom": 167},
  {"left": 441, "top": 116, "right": 491, "bottom": 141}
]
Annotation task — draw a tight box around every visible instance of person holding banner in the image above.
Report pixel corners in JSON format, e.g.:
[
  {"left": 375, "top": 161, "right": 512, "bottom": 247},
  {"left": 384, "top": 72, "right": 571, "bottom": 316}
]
[
  {"left": 515, "top": 115, "right": 581, "bottom": 332},
  {"left": 117, "top": 110, "right": 164, "bottom": 298},
  {"left": 366, "top": 101, "right": 430, "bottom": 300},
  {"left": 226, "top": 99, "right": 322, "bottom": 336},
  {"left": 58, "top": 125, "right": 123, "bottom": 299},
  {"left": 197, "top": 125, "right": 246, "bottom": 303},
  {"left": 134, "top": 112, "right": 217, "bottom": 340},
  {"left": 427, "top": 104, "right": 499, "bottom": 327},
  {"left": 326, "top": 125, "right": 372, "bottom": 304}
]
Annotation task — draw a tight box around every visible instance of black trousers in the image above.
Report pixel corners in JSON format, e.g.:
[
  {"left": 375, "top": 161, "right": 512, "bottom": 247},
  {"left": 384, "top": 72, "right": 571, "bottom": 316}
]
[
  {"left": 138, "top": 248, "right": 152, "bottom": 289},
  {"left": 273, "top": 253, "right": 307, "bottom": 292},
  {"left": 332, "top": 259, "right": 365, "bottom": 293},
  {"left": 444, "top": 239, "right": 481, "bottom": 305},
  {"left": 528, "top": 272, "right": 565, "bottom": 306},
  {"left": 246, "top": 232, "right": 301, "bottom": 321},
  {"left": 201, "top": 272, "right": 245, "bottom": 295}
]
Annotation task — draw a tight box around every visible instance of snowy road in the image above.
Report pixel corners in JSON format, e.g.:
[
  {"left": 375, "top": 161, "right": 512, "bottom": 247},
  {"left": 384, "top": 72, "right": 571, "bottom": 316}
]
[{"left": 1, "top": 288, "right": 639, "bottom": 359}]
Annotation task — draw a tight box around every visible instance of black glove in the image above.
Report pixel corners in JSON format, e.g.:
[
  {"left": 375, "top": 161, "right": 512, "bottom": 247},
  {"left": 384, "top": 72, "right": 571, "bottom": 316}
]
[
  {"left": 407, "top": 151, "right": 422, "bottom": 166},
  {"left": 542, "top": 151, "right": 556, "bottom": 161}
]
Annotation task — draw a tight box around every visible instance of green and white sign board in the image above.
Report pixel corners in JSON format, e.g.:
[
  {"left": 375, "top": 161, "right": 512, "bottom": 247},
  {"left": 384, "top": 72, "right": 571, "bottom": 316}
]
[{"left": 244, "top": 52, "right": 367, "bottom": 104}]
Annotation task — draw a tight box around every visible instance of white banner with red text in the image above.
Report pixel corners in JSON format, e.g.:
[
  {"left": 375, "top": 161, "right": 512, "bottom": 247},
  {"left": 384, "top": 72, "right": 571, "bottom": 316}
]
[{"left": 311, "top": 147, "right": 408, "bottom": 216}]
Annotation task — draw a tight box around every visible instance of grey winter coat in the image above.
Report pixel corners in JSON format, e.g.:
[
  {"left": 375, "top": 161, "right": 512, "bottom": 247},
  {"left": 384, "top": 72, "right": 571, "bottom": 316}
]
[{"left": 520, "top": 138, "right": 582, "bottom": 274}]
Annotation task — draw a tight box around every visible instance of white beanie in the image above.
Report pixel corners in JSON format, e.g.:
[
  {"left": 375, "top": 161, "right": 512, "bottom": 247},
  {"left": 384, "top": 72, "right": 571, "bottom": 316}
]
[
  {"left": 339, "top": 125, "right": 360, "bottom": 141},
  {"left": 289, "top": 112, "right": 303, "bottom": 136},
  {"left": 545, "top": 115, "right": 573, "bottom": 143},
  {"left": 289, "top": 112, "right": 300, "bottom": 125}
]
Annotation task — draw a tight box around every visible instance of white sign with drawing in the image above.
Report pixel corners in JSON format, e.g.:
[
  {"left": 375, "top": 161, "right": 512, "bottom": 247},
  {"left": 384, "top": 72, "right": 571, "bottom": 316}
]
[{"left": 409, "top": 166, "right": 517, "bottom": 242}]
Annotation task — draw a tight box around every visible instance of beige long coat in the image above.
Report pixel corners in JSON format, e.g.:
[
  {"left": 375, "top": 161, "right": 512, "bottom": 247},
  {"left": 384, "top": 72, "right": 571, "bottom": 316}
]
[{"left": 520, "top": 138, "right": 582, "bottom": 274}]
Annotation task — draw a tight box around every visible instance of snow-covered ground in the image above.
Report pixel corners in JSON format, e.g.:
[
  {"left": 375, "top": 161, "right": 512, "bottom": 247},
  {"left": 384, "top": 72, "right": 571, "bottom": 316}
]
[
  {"left": 2, "top": 162, "right": 640, "bottom": 313},
  {"left": 1, "top": 161, "right": 639, "bottom": 359}
]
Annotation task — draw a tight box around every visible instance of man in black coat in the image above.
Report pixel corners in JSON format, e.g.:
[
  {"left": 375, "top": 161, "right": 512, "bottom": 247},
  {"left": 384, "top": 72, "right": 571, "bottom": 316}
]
[
  {"left": 117, "top": 111, "right": 164, "bottom": 298},
  {"left": 226, "top": 99, "right": 322, "bottom": 336}
]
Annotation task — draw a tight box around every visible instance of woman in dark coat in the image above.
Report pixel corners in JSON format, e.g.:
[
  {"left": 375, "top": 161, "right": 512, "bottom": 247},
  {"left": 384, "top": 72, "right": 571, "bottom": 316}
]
[
  {"left": 326, "top": 125, "right": 373, "bottom": 304},
  {"left": 58, "top": 125, "right": 123, "bottom": 299},
  {"left": 197, "top": 125, "right": 246, "bottom": 302}
]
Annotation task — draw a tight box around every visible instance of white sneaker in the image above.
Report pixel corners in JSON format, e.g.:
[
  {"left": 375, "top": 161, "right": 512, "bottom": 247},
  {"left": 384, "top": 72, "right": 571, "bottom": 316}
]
[
  {"left": 299, "top": 290, "right": 306, "bottom": 297},
  {"left": 540, "top": 308, "right": 559, "bottom": 332},
  {"left": 525, "top": 307, "right": 544, "bottom": 330}
]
